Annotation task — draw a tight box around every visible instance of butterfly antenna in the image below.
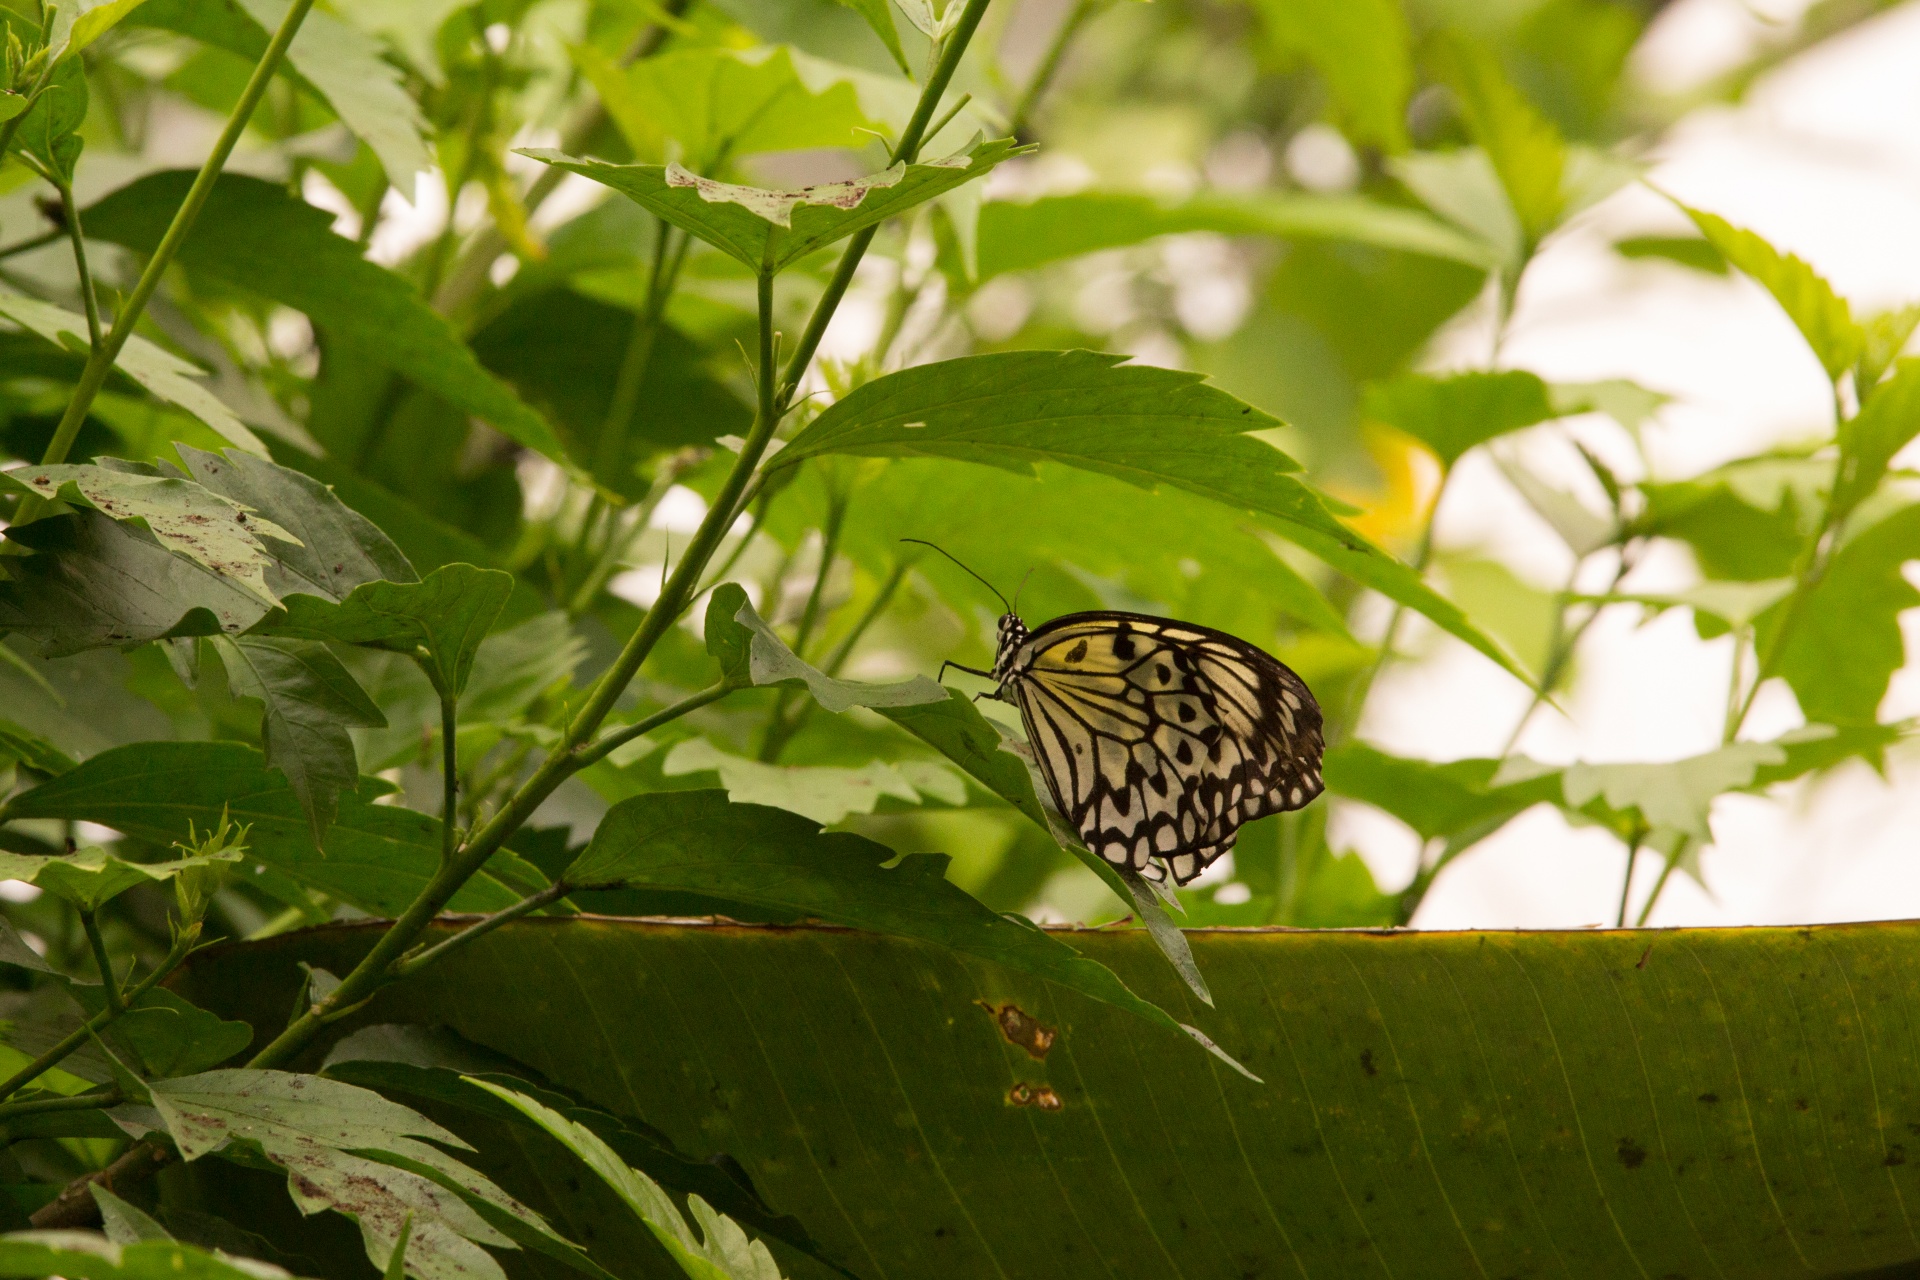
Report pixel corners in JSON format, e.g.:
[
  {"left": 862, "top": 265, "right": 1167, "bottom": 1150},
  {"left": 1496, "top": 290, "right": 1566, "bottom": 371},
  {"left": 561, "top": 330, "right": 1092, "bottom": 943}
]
[
  {"left": 900, "top": 538, "right": 1011, "bottom": 613},
  {"left": 1011, "top": 568, "right": 1035, "bottom": 614}
]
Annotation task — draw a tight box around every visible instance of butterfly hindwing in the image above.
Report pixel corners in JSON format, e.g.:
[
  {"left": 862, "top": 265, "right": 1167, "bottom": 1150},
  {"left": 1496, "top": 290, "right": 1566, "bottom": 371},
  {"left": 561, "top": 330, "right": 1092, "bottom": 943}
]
[{"left": 1004, "top": 612, "right": 1324, "bottom": 884}]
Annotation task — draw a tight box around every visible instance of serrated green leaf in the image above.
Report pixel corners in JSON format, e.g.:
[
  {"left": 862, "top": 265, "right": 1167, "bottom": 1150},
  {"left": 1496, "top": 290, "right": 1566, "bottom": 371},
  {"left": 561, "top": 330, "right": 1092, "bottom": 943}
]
[
  {"left": 67, "top": 984, "right": 252, "bottom": 1079},
  {"left": 9, "top": 56, "right": 88, "bottom": 181},
  {"left": 721, "top": 593, "right": 946, "bottom": 711},
  {"left": 977, "top": 189, "right": 1496, "bottom": 279},
  {"left": 82, "top": 174, "right": 567, "bottom": 465},
  {"left": 1562, "top": 741, "right": 1787, "bottom": 842},
  {"left": 1770, "top": 502, "right": 1920, "bottom": 724},
  {"left": 215, "top": 634, "right": 385, "bottom": 844},
  {"left": 4, "top": 741, "right": 537, "bottom": 917},
  {"left": 661, "top": 738, "right": 964, "bottom": 824},
  {"left": 1364, "top": 369, "right": 1556, "bottom": 470},
  {"left": 260, "top": 564, "right": 513, "bottom": 697},
  {"left": 1680, "top": 203, "right": 1865, "bottom": 381},
  {"left": 0, "top": 291, "right": 264, "bottom": 454},
  {"left": 24, "top": 844, "right": 240, "bottom": 912},
  {"left": 779, "top": 350, "right": 1529, "bottom": 681},
  {"left": 1324, "top": 741, "right": 1559, "bottom": 843},
  {"left": 1835, "top": 358, "right": 1920, "bottom": 517},
  {"left": 467, "top": 1079, "right": 786, "bottom": 1280},
  {"left": 519, "top": 138, "right": 1024, "bottom": 275},
  {"left": 562, "top": 790, "right": 1228, "bottom": 1062},
  {"left": 1250, "top": 0, "right": 1411, "bottom": 150},
  {"left": 1430, "top": 36, "right": 1566, "bottom": 244}
]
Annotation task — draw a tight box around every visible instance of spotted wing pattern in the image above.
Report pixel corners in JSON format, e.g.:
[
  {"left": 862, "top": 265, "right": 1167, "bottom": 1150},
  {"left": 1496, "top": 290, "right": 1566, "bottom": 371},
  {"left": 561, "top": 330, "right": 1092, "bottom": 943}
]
[{"left": 1004, "top": 612, "right": 1323, "bottom": 884}]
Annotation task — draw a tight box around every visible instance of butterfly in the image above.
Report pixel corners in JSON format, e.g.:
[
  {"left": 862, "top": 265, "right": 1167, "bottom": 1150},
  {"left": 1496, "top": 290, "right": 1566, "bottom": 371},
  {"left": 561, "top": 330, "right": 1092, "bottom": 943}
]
[{"left": 910, "top": 542, "right": 1326, "bottom": 885}]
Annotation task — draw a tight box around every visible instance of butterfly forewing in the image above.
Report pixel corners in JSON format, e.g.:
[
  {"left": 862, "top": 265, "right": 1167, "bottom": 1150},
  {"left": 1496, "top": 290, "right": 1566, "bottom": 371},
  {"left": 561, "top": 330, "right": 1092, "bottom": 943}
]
[{"left": 1002, "top": 612, "right": 1324, "bottom": 884}]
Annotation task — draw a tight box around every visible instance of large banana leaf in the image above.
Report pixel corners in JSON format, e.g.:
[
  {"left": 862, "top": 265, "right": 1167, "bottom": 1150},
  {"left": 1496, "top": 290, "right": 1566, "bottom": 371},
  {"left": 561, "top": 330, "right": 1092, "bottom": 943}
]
[{"left": 181, "top": 919, "right": 1920, "bottom": 1280}]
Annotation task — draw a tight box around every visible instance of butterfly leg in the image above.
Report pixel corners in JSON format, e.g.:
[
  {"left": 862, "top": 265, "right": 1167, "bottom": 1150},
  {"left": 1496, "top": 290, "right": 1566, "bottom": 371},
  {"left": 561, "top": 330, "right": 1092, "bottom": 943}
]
[{"left": 938, "top": 660, "right": 994, "bottom": 683}]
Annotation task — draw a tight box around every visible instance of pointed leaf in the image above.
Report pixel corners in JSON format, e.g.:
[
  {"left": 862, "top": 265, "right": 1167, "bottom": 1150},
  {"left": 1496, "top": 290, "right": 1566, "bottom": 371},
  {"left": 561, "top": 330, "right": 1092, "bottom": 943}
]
[
  {"left": 661, "top": 738, "right": 964, "bottom": 824},
  {"left": 1324, "top": 742, "right": 1560, "bottom": 843},
  {"left": 719, "top": 595, "right": 946, "bottom": 711},
  {"left": 1835, "top": 358, "right": 1920, "bottom": 517},
  {"left": 1562, "top": 741, "right": 1788, "bottom": 842},
  {"left": 0, "top": 1234, "right": 290, "bottom": 1279},
  {"left": 1770, "top": 502, "right": 1920, "bottom": 724},
  {"left": 259, "top": 564, "right": 514, "bottom": 697},
  {"left": 1364, "top": 369, "right": 1556, "bottom": 470},
  {"left": 1430, "top": 37, "right": 1566, "bottom": 243},
  {"left": 1680, "top": 203, "right": 1864, "bottom": 381},
  {"left": 91, "top": 1185, "right": 174, "bottom": 1245},
  {"left": 1250, "top": 0, "right": 1411, "bottom": 150}
]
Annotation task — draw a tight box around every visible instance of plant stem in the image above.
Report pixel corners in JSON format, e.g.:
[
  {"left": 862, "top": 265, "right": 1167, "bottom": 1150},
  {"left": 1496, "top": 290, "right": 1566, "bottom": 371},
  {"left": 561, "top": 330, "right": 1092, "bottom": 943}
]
[
  {"left": 1615, "top": 828, "right": 1645, "bottom": 928},
  {"left": 439, "top": 689, "right": 459, "bottom": 865},
  {"left": 0, "top": 1086, "right": 121, "bottom": 1119},
  {"left": 0, "top": 226, "right": 63, "bottom": 259},
  {"left": 1336, "top": 514, "right": 1438, "bottom": 745},
  {"left": 1007, "top": 0, "right": 1094, "bottom": 138},
  {"left": 54, "top": 179, "right": 100, "bottom": 351},
  {"left": 1499, "top": 546, "right": 1635, "bottom": 756},
  {"left": 0, "top": 927, "right": 195, "bottom": 1104},
  {"left": 1635, "top": 845, "right": 1684, "bottom": 927},
  {"left": 79, "top": 910, "right": 121, "bottom": 1016},
  {"left": 17, "top": 0, "right": 318, "bottom": 512},
  {"left": 760, "top": 553, "right": 909, "bottom": 763},
  {"left": 570, "top": 681, "right": 735, "bottom": 774},
  {"left": 393, "top": 882, "right": 569, "bottom": 979}
]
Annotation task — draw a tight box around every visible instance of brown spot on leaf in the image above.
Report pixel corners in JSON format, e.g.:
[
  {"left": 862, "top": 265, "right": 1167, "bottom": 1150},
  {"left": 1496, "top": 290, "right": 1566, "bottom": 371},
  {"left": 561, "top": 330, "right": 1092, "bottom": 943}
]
[
  {"left": 1617, "top": 1138, "right": 1647, "bottom": 1170},
  {"left": 978, "top": 1001, "right": 1056, "bottom": 1060},
  {"left": 1636, "top": 945, "right": 1652, "bottom": 970},
  {"left": 1795, "top": 1098, "right": 1810, "bottom": 1112},
  {"left": 1007, "top": 1082, "right": 1063, "bottom": 1111},
  {"left": 1359, "top": 1049, "right": 1377, "bottom": 1077},
  {"left": 1886, "top": 1145, "right": 1907, "bottom": 1167},
  {"left": 1697, "top": 1093, "right": 1718, "bottom": 1104}
]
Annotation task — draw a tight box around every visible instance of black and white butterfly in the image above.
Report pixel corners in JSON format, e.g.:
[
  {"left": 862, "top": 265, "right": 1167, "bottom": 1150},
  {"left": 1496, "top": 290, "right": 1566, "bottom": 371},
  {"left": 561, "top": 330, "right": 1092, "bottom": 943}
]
[{"left": 915, "top": 542, "right": 1325, "bottom": 886}]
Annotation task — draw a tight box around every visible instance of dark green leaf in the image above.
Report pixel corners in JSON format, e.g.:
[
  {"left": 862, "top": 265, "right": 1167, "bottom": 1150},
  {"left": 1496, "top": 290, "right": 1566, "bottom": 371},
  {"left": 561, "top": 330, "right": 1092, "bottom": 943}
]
[
  {"left": 68, "top": 984, "right": 252, "bottom": 1078},
  {"left": 1364, "top": 369, "right": 1557, "bottom": 470},
  {"left": 0, "top": 718, "right": 77, "bottom": 775},
  {"left": 876, "top": 689, "right": 1053, "bottom": 833},
  {"left": 780, "top": 350, "right": 1527, "bottom": 680},
  {"left": 260, "top": 564, "right": 514, "bottom": 697},
  {"left": 976, "top": 190, "right": 1493, "bottom": 280},
  {"left": 1835, "top": 358, "right": 1920, "bottom": 517},
  {"left": 215, "top": 634, "right": 386, "bottom": 843},
  {"left": 704, "top": 584, "right": 753, "bottom": 685},
  {"left": 91, "top": 1185, "right": 174, "bottom": 1244},
  {"left": 1614, "top": 234, "right": 1728, "bottom": 275},
  {"left": 1324, "top": 742, "right": 1560, "bottom": 842},
  {"left": 563, "top": 790, "right": 1229, "bottom": 1062},
  {"left": 10, "top": 56, "right": 88, "bottom": 180},
  {"left": 520, "top": 138, "right": 1025, "bottom": 275},
  {"left": 1681, "top": 203, "right": 1864, "bottom": 381},
  {"left": 4, "top": 741, "right": 535, "bottom": 917},
  {"left": 82, "top": 174, "right": 567, "bottom": 464},
  {"left": 1249, "top": 0, "right": 1411, "bottom": 150}
]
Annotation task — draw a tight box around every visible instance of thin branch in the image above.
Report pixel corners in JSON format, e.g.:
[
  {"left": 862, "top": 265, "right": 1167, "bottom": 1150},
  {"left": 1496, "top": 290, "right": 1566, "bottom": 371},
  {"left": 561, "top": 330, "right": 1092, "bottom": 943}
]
[
  {"left": 0, "top": 226, "right": 63, "bottom": 260},
  {"left": 1635, "top": 843, "right": 1687, "bottom": 927},
  {"left": 393, "top": 882, "right": 569, "bottom": 979},
  {"left": 439, "top": 688, "right": 459, "bottom": 865},
  {"left": 79, "top": 910, "right": 121, "bottom": 1017},
  {"left": 1007, "top": 0, "right": 1094, "bottom": 138},
  {"left": 54, "top": 180, "right": 100, "bottom": 350},
  {"left": 16, "top": 0, "right": 319, "bottom": 517},
  {"left": 570, "top": 681, "right": 735, "bottom": 774},
  {"left": 0, "top": 1086, "right": 122, "bottom": 1119}
]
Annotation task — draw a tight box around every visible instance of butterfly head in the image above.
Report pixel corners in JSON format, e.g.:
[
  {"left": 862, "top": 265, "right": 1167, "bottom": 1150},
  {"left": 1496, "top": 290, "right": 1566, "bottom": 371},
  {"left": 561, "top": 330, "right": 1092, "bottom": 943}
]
[{"left": 991, "top": 612, "right": 1029, "bottom": 682}]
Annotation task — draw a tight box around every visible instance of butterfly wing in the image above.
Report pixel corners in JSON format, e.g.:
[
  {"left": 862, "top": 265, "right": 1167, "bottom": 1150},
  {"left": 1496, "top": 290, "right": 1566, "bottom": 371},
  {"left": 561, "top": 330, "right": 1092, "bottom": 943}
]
[{"left": 1007, "top": 612, "right": 1323, "bottom": 884}]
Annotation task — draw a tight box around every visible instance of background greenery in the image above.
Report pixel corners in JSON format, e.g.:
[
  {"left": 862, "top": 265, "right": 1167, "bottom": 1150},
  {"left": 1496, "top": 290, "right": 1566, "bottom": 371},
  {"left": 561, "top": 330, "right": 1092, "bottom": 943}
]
[{"left": 0, "top": 0, "right": 1912, "bottom": 1275}]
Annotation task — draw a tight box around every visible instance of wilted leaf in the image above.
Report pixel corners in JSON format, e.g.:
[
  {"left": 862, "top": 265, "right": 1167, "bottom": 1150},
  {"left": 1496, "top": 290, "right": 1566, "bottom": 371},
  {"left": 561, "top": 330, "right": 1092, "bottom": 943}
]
[
  {"left": 0, "top": 291, "right": 264, "bottom": 455},
  {"left": 519, "top": 139, "right": 1024, "bottom": 275}
]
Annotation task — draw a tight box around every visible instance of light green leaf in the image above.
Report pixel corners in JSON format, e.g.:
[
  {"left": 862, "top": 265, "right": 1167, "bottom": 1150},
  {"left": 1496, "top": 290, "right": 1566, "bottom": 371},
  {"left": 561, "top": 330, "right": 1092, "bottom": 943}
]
[
  {"left": 260, "top": 564, "right": 514, "bottom": 697},
  {"left": 831, "top": 0, "right": 907, "bottom": 71},
  {"left": 575, "top": 44, "right": 882, "bottom": 167},
  {"left": 875, "top": 689, "right": 1054, "bottom": 834},
  {"left": 1770, "top": 502, "right": 1920, "bottom": 724},
  {"left": 661, "top": 738, "right": 965, "bottom": 824},
  {"left": 561, "top": 789, "right": 1241, "bottom": 1068},
  {"left": 1324, "top": 742, "right": 1560, "bottom": 843},
  {"left": 778, "top": 350, "right": 1529, "bottom": 681},
  {"left": 518, "top": 138, "right": 1024, "bottom": 275},
  {"left": 1249, "top": 0, "right": 1411, "bottom": 151},
  {"left": 1364, "top": 369, "right": 1556, "bottom": 470},
  {"left": 0, "top": 290, "right": 265, "bottom": 455},
  {"left": 234, "top": 0, "right": 432, "bottom": 191},
  {"left": 8, "top": 57, "right": 87, "bottom": 181},
  {"left": 1430, "top": 36, "right": 1566, "bottom": 244},
  {"left": 90, "top": 1186, "right": 172, "bottom": 1245},
  {"left": 975, "top": 189, "right": 1497, "bottom": 280},
  {"left": 1390, "top": 148, "right": 1522, "bottom": 270},
  {"left": 0, "top": 1233, "right": 290, "bottom": 1279},
  {"left": 82, "top": 175, "right": 568, "bottom": 466},
  {"left": 58, "top": 0, "right": 154, "bottom": 56},
  {"left": 1550, "top": 378, "right": 1672, "bottom": 433},
  {"left": 715, "top": 595, "right": 947, "bottom": 712},
  {"left": 1562, "top": 741, "right": 1787, "bottom": 842},
  {"left": 215, "top": 634, "right": 385, "bottom": 843},
  {"left": 1835, "top": 357, "right": 1920, "bottom": 517},
  {"left": 1615, "top": 233, "right": 1728, "bottom": 276},
  {"left": 23, "top": 844, "right": 241, "bottom": 913},
  {"left": 151, "top": 1069, "right": 559, "bottom": 1280},
  {"left": 1680, "top": 203, "right": 1865, "bottom": 382},
  {"left": 1491, "top": 452, "right": 1617, "bottom": 556}
]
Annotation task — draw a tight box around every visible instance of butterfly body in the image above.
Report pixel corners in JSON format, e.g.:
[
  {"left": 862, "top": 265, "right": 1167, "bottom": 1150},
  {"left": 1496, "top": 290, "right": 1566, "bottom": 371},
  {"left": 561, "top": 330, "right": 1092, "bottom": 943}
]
[{"left": 986, "top": 609, "right": 1325, "bottom": 885}]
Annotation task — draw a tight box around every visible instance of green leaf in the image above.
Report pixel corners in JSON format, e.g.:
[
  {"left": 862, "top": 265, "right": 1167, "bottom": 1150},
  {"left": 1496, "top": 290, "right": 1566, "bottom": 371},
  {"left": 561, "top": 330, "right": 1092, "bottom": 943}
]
[
  {"left": 703, "top": 584, "right": 753, "bottom": 685},
  {"left": 214, "top": 635, "right": 385, "bottom": 843},
  {"left": 519, "top": 138, "right": 1025, "bottom": 276},
  {"left": 24, "top": 844, "right": 241, "bottom": 913},
  {"left": 778, "top": 350, "right": 1529, "bottom": 681},
  {"left": 0, "top": 1234, "right": 290, "bottom": 1280},
  {"left": 0, "top": 511, "right": 273, "bottom": 655},
  {"left": 0, "top": 290, "right": 266, "bottom": 455},
  {"left": 562, "top": 790, "right": 1229, "bottom": 1062},
  {"left": 1835, "top": 357, "right": 1920, "bottom": 517},
  {"left": 185, "top": 916, "right": 1920, "bottom": 1278},
  {"left": 575, "top": 44, "right": 884, "bottom": 166},
  {"left": 1771, "top": 502, "right": 1920, "bottom": 724},
  {"left": 715, "top": 593, "right": 947, "bottom": 711},
  {"left": 1680, "top": 203, "right": 1865, "bottom": 381},
  {"left": 81, "top": 174, "right": 568, "bottom": 466},
  {"left": 260, "top": 564, "right": 514, "bottom": 698},
  {"left": 5, "top": 741, "right": 536, "bottom": 917},
  {"left": 660, "top": 738, "right": 965, "bottom": 824},
  {"left": 1562, "top": 740, "right": 1787, "bottom": 842},
  {"left": 1324, "top": 742, "right": 1560, "bottom": 843},
  {"left": 1614, "top": 233, "right": 1728, "bottom": 275},
  {"left": 468, "top": 1078, "right": 788, "bottom": 1280},
  {"left": 0, "top": 719, "right": 78, "bottom": 776},
  {"left": 1363, "top": 369, "right": 1556, "bottom": 470},
  {"left": 175, "top": 445, "right": 416, "bottom": 600},
  {"left": 0, "top": 463, "right": 298, "bottom": 607},
  {"left": 875, "top": 689, "right": 1054, "bottom": 833},
  {"left": 975, "top": 189, "right": 1496, "bottom": 280},
  {"left": 67, "top": 984, "right": 252, "bottom": 1078},
  {"left": 57, "top": 0, "right": 157, "bottom": 57},
  {"left": 1430, "top": 36, "right": 1567, "bottom": 244},
  {"left": 9, "top": 56, "right": 88, "bottom": 182},
  {"left": 1249, "top": 0, "right": 1411, "bottom": 150},
  {"left": 151, "top": 1069, "right": 560, "bottom": 1280},
  {"left": 830, "top": 0, "right": 907, "bottom": 72},
  {"left": 91, "top": 1185, "right": 174, "bottom": 1244},
  {"left": 1490, "top": 453, "right": 1617, "bottom": 557}
]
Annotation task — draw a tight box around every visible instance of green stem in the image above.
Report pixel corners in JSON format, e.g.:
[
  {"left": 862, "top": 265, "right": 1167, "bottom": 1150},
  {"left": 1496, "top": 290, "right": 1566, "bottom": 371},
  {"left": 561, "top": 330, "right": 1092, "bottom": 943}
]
[
  {"left": 1499, "top": 546, "right": 1635, "bottom": 757},
  {"left": 79, "top": 910, "right": 120, "bottom": 1017},
  {"left": 0, "top": 927, "right": 196, "bottom": 1104},
  {"left": 1615, "top": 828, "right": 1645, "bottom": 928},
  {"left": 393, "top": 881, "right": 569, "bottom": 979},
  {"left": 439, "top": 688, "right": 459, "bottom": 865},
  {"left": 1635, "top": 845, "right": 1684, "bottom": 927},
  {"left": 0, "top": 226, "right": 63, "bottom": 260},
  {"left": 17, "top": 0, "right": 318, "bottom": 509},
  {"left": 1007, "top": 0, "right": 1094, "bottom": 138},
  {"left": 760, "top": 553, "right": 909, "bottom": 763},
  {"left": 0, "top": 1087, "right": 121, "bottom": 1119},
  {"left": 591, "top": 224, "right": 675, "bottom": 483},
  {"left": 54, "top": 179, "right": 100, "bottom": 351},
  {"left": 570, "top": 681, "right": 735, "bottom": 774}
]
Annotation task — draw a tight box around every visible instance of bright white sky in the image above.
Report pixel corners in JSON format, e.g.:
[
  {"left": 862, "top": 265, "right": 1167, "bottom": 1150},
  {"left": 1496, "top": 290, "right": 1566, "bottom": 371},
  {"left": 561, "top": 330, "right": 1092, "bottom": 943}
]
[{"left": 1356, "top": 0, "right": 1920, "bottom": 928}]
